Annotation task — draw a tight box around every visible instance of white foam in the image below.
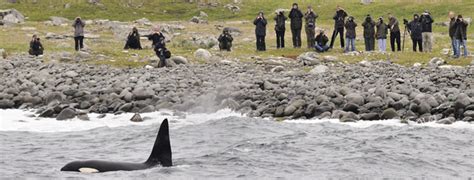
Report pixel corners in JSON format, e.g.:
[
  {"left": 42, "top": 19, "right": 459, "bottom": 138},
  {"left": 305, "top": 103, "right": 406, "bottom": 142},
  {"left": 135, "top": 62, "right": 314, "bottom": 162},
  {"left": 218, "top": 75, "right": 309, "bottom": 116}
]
[
  {"left": 0, "top": 109, "right": 242, "bottom": 133},
  {"left": 284, "top": 118, "right": 474, "bottom": 130}
]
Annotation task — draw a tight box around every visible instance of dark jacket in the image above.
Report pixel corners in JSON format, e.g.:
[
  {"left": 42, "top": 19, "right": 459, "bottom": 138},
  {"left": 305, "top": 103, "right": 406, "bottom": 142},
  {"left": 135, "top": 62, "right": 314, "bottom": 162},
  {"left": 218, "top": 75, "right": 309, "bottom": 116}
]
[
  {"left": 274, "top": 14, "right": 287, "bottom": 32},
  {"left": 408, "top": 19, "right": 423, "bottom": 40},
  {"left": 315, "top": 34, "right": 329, "bottom": 46},
  {"left": 254, "top": 17, "right": 267, "bottom": 36},
  {"left": 454, "top": 19, "right": 468, "bottom": 40},
  {"left": 345, "top": 20, "right": 357, "bottom": 39},
  {"left": 147, "top": 32, "right": 166, "bottom": 49},
  {"left": 333, "top": 10, "right": 348, "bottom": 29},
  {"left": 304, "top": 11, "right": 318, "bottom": 28},
  {"left": 125, "top": 31, "right": 142, "bottom": 49},
  {"left": 218, "top": 32, "right": 233, "bottom": 46},
  {"left": 288, "top": 8, "right": 303, "bottom": 30},
  {"left": 449, "top": 17, "right": 457, "bottom": 38},
  {"left": 29, "top": 39, "right": 44, "bottom": 56},
  {"left": 72, "top": 19, "right": 85, "bottom": 37},
  {"left": 420, "top": 14, "right": 434, "bottom": 32},
  {"left": 362, "top": 17, "right": 376, "bottom": 38},
  {"left": 375, "top": 21, "right": 388, "bottom": 39},
  {"left": 388, "top": 17, "right": 400, "bottom": 33}
]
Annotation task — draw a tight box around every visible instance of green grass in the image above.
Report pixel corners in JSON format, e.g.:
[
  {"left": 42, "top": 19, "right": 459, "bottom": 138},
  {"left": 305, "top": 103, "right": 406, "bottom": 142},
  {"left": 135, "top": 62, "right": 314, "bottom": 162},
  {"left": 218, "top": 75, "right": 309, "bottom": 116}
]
[{"left": 1, "top": 0, "right": 472, "bottom": 67}]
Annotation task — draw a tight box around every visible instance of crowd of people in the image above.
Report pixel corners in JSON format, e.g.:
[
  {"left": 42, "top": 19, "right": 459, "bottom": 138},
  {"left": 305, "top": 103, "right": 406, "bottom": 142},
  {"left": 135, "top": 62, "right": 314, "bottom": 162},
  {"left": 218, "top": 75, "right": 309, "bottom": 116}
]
[
  {"left": 249, "top": 4, "right": 469, "bottom": 58},
  {"left": 27, "top": 4, "right": 470, "bottom": 62}
]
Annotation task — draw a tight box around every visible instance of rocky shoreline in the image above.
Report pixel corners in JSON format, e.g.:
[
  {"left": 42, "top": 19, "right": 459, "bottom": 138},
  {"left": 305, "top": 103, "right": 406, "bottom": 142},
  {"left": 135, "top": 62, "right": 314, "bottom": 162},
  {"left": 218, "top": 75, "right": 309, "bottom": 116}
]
[{"left": 0, "top": 54, "right": 473, "bottom": 124}]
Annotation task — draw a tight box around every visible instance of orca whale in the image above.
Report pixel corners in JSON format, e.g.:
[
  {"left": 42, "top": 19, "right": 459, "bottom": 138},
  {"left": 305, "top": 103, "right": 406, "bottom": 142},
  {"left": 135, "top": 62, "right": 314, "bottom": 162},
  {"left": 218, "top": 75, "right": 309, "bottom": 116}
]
[{"left": 61, "top": 119, "right": 172, "bottom": 173}]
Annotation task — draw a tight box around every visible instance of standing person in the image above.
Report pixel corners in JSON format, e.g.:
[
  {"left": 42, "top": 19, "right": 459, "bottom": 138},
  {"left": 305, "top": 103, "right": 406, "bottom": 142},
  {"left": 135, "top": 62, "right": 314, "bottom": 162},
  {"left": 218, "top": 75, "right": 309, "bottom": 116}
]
[
  {"left": 362, "top": 14, "right": 376, "bottom": 51},
  {"left": 304, "top": 6, "right": 318, "bottom": 49},
  {"left": 420, "top": 10, "right": 434, "bottom": 52},
  {"left": 72, "top": 17, "right": 85, "bottom": 51},
  {"left": 449, "top": 11, "right": 457, "bottom": 56},
  {"left": 274, "top": 11, "right": 287, "bottom": 49},
  {"left": 329, "top": 5, "right": 348, "bottom": 49},
  {"left": 288, "top": 3, "right": 303, "bottom": 48},
  {"left": 29, "top": 35, "right": 44, "bottom": 56},
  {"left": 344, "top": 16, "right": 357, "bottom": 53},
  {"left": 453, "top": 15, "right": 469, "bottom": 58},
  {"left": 407, "top": 14, "right": 423, "bottom": 52},
  {"left": 124, "top": 27, "right": 142, "bottom": 50},
  {"left": 218, "top": 29, "right": 233, "bottom": 51},
  {"left": 314, "top": 30, "right": 330, "bottom": 52},
  {"left": 147, "top": 26, "right": 168, "bottom": 68},
  {"left": 388, "top": 13, "right": 401, "bottom": 52},
  {"left": 254, "top": 11, "right": 267, "bottom": 51},
  {"left": 375, "top": 17, "right": 388, "bottom": 52}
]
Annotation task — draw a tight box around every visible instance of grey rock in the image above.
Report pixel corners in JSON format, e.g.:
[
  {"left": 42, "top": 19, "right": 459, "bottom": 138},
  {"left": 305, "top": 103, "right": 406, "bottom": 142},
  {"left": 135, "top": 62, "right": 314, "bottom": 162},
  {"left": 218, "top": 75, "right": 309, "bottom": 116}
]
[
  {"left": 0, "top": 99, "right": 15, "bottom": 108},
  {"left": 381, "top": 108, "right": 399, "bottom": 119},
  {"left": 437, "top": 117, "right": 455, "bottom": 125},
  {"left": 345, "top": 93, "right": 365, "bottom": 106},
  {"left": 77, "top": 114, "right": 90, "bottom": 121},
  {"left": 464, "top": 110, "right": 474, "bottom": 118},
  {"left": 170, "top": 56, "right": 188, "bottom": 64},
  {"left": 340, "top": 112, "right": 359, "bottom": 122},
  {"left": 49, "top": 16, "right": 70, "bottom": 26},
  {"left": 360, "top": 113, "right": 380, "bottom": 121},
  {"left": 39, "top": 108, "right": 55, "bottom": 118},
  {"left": 194, "top": 48, "right": 212, "bottom": 60},
  {"left": 64, "top": 70, "right": 78, "bottom": 78},
  {"left": 130, "top": 113, "right": 143, "bottom": 122},
  {"left": 342, "top": 103, "right": 360, "bottom": 113},
  {"left": 428, "top": 57, "right": 445, "bottom": 67},
  {"left": 139, "top": 105, "right": 155, "bottom": 113},
  {"left": 271, "top": 66, "right": 285, "bottom": 73},
  {"left": 309, "top": 65, "right": 328, "bottom": 74},
  {"left": 118, "top": 103, "right": 133, "bottom": 112},
  {"left": 56, "top": 108, "right": 76, "bottom": 120}
]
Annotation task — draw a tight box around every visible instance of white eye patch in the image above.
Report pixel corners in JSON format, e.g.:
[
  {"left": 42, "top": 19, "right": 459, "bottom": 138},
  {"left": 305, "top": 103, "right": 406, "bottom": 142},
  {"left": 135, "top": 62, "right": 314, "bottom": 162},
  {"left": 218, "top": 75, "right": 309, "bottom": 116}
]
[{"left": 79, "top": 167, "right": 99, "bottom": 173}]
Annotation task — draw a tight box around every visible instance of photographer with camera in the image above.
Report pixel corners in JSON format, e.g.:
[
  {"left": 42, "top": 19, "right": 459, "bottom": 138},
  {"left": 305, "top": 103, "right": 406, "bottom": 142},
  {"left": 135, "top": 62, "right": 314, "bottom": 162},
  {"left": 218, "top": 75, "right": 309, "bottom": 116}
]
[
  {"left": 407, "top": 14, "right": 423, "bottom": 52},
  {"left": 420, "top": 10, "right": 434, "bottom": 52},
  {"left": 344, "top": 16, "right": 357, "bottom": 53},
  {"left": 453, "top": 15, "right": 469, "bottom": 58},
  {"left": 254, "top": 11, "right": 267, "bottom": 51},
  {"left": 362, "top": 14, "right": 376, "bottom": 51},
  {"left": 289, "top": 3, "right": 304, "bottom": 48},
  {"left": 72, "top": 17, "right": 86, "bottom": 51},
  {"left": 330, "top": 5, "right": 348, "bottom": 49},
  {"left": 304, "top": 5, "right": 318, "bottom": 49},
  {"left": 376, "top": 17, "right": 388, "bottom": 52},
  {"left": 388, "top": 13, "right": 401, "bottom": 52},
  {"left": 29, "top": 35, "right": 43, "bottom": 56},
  {"left": 449, "top": 11, "right": 458, "bottom": 56},
  {"left": 218, "top": 29, "right": 234, "bottom": 51},
  {"left": 147, "top": 26, "right": 170, "bottom": 68},
  {"left": 274, "top": 10, "right": 287, "bottom": 49}
]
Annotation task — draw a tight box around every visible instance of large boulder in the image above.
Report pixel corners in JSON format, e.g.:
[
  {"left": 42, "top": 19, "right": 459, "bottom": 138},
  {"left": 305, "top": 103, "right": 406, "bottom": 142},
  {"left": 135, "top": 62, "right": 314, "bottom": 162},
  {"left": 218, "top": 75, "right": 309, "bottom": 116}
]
[
  {"left": 170, "top": 56, "right": 188, "bottom": 64},
  {"left": 1, "top": 9, "right": 24, "bottom": 24},
  {"left": 298, "top": 52, "right": 320, "bottom": 66},
  {"left": 194, "top": 48, "right": 212, "bottom": 60},
  {"left": 345, "top": 93, "right": 365, "bottom": 106},
  {"left": 49, "top": 16, "right": 70, "bottom": 26},
  {"left": 309, "top": 65, "right": 328, "bottom": 74},
  {"left": 56, "top": 108, "right": 76, "bottom": 120},
  {"left": 381, "top": 108, "right": 399, "bottom": 119}
]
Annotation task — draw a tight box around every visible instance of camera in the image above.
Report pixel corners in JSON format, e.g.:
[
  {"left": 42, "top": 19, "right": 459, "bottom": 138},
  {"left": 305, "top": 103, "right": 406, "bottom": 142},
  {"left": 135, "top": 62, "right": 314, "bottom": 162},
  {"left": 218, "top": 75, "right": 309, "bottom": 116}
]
[{"left": 403, "top": 19, "right": 409, "bottom": 25}]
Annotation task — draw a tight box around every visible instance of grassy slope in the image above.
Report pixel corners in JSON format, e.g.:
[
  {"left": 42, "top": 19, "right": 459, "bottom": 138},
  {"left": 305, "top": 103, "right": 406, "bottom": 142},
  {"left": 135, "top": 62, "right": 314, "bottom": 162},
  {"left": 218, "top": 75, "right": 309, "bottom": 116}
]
[{"left": 1, "top": 0, "right": 473, "bottom": 67}]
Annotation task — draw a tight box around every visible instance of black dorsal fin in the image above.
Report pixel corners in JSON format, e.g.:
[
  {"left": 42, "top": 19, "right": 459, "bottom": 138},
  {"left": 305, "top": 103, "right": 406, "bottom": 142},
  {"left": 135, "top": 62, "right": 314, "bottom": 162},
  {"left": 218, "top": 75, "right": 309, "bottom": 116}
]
[{"left": 146, "top": 119, "right": 172, "bottom": 167}]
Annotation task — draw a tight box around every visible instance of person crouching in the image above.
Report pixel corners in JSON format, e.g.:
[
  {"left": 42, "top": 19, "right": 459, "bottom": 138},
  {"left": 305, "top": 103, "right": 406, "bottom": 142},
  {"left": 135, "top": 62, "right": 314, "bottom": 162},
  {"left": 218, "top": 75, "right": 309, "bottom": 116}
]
[
  {"left": 29, "top": 35, "right": 44, "bottom": 56},
  {"left": 315, "top": 30, "right": 330, "bottom": 52},
  {"left": 218, "top": 29, "right": 233, "bottom": 51},
  {"left": 124, "top": 27, "right": 142, "bottom": 50}
]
